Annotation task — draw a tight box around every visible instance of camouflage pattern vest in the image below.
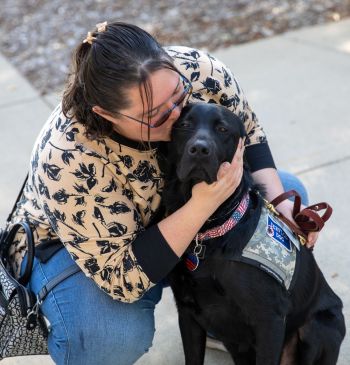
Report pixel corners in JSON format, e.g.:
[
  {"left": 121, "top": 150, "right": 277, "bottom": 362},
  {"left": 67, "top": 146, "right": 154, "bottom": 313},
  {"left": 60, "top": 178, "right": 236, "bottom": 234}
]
[{"left": 235, "top": 204, "right": 301, "bottom": 290}]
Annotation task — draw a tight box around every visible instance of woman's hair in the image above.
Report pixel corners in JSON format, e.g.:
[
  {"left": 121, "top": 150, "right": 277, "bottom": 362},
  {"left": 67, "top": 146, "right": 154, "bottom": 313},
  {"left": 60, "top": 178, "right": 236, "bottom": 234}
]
[{"left": 62, "top": 21, "right": 178, "bottom": 140}]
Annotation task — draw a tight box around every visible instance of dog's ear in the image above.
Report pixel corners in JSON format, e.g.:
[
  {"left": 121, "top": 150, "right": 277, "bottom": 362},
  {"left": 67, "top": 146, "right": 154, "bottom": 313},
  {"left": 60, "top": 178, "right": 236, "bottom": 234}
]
[
  {"left": 221, "top": 107, "right": 247, "bottom": 139},
  {"left": 179, "top": 103, "right": 194, "bottom": 117},
  {"left": 171, "top": 103, "right": 193, "bottom": 135},
  {"left": 238, "top": 117, "right": 247, "bottom": 139}
]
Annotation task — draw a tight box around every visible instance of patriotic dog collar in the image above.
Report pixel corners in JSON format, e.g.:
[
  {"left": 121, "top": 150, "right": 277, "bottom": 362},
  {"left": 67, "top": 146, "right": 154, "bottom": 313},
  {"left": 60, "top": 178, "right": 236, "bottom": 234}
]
[{"left": 185, "top": 192, "right": 250, "bottom": 271}]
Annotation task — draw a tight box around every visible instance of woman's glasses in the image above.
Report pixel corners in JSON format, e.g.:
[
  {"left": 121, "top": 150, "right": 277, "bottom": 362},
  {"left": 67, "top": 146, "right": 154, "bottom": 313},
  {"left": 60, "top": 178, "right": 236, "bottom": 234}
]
[{"left": 116, "top": 75, "right": 193, "bottom": 128}]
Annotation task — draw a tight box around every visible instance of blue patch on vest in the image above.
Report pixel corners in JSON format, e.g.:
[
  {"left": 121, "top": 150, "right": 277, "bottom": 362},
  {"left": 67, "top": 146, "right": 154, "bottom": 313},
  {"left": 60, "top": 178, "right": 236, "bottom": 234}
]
[{"left": 266, "top": 215, "right": 292, "bottom": 252}]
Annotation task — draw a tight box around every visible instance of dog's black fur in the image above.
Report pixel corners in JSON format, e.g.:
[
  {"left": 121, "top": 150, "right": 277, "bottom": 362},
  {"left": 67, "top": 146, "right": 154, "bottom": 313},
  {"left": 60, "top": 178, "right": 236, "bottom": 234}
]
[{"left": 163, "top": 103, "right": 345, "bottom": 365}]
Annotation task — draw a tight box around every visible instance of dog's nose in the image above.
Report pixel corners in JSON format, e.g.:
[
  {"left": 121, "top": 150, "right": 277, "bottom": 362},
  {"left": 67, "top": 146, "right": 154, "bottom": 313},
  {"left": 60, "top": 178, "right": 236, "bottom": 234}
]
[{"left": 188, "top": 140, "right": 211, "bottom": 157}]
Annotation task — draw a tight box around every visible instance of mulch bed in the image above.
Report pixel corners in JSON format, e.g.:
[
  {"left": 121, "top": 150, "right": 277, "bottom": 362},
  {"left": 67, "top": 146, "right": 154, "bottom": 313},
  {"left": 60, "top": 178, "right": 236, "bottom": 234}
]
[{"left": 1, "top": 0, "right": 349, "bottom": 94}]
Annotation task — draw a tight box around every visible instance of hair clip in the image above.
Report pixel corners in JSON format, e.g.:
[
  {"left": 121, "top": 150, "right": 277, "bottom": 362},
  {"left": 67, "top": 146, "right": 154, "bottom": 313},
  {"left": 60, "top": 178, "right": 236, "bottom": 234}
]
[
  {"left": 83, "top": 32, "right": 96, "bottom": 45},
  {"left": 82, "top": 21, "right": 107, "bottom": 44},
  {"left": 96, "top": 21, "right": 107, "bottom": 33}
]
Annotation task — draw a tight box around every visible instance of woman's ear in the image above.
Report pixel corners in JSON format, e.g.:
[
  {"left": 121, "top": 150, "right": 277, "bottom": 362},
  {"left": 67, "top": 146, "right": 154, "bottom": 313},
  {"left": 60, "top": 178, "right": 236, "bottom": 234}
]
[
  {"left": 92, "top": 105, "right": 110, "bottom": 120},
  {"left": 92, "top": 106, "right": 121, "bottom": 131}
]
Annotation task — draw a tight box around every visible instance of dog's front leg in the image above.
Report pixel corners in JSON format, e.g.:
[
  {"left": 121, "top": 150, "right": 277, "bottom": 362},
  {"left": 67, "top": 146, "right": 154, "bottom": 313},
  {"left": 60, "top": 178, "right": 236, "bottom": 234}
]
[
  {"left": 255, "top": 318, "right": 285, "bottom": 365},
  {"left": 178, "top": 310, "right": 207, "bottom": 365}
]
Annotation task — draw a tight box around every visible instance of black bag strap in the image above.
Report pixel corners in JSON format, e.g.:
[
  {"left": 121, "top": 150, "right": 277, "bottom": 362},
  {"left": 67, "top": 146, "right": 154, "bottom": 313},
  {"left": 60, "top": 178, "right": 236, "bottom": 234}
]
[
  {"left": 3, "top": 222, "right": 35, "bottom": 286},
  {"left": 25, "top": 264, "right": 81, "bottom": 329},
  {"left": 37, "top": 264, "right": 81, "bottom": 303},
  {"left": 6, "top": 174, "right": 28, "bottom": 224},
  {"left": 1, "top": 174, "right": 33, "bottom": 285},
  {"left": 0, "top": 291, "right": 10, "bottom": 314}
]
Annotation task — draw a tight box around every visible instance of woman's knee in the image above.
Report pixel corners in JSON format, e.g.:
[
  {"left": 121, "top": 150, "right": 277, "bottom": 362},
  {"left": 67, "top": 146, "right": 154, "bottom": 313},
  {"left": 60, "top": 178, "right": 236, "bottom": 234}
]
[
  {"left": 122, "top": 317, "right": 155, "bottom": 361},
  {"left": 277, "top": 170, "right": 309, "bottom": 205},
  {"left": 62, "top": 309, "right": 155, "bottom": 365},
  {"left": 116, "top": 302, "right": 156, "bottom": 364}
]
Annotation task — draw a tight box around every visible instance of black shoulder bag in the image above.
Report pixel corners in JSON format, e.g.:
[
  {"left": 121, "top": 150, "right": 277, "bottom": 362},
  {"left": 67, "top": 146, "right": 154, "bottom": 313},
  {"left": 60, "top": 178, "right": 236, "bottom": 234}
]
[{"left": 0, "top": 175, "right": 80, "bottom": 360}]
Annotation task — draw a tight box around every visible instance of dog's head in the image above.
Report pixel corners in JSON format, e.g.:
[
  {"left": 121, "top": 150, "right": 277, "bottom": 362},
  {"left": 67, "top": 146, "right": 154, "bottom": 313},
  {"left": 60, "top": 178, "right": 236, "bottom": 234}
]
[{"left": 169, "top": 103, "right": 247, "bottom": 185}]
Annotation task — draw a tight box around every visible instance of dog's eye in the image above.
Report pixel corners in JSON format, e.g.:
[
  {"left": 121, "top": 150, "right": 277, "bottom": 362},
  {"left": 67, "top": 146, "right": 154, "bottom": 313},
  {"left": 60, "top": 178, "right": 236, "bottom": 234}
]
[
  {"left": 217, "top": 126, "right": 228, "bottom": 133},
  {"left": 179, "top": 121, "right": 190, "bottom": 128}
]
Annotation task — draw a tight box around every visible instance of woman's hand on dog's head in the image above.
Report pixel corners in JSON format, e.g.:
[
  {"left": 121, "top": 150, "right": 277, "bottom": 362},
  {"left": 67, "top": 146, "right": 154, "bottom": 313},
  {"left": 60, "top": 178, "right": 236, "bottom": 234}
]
[
  {"left": 217, "top": 137, "right": 245, "bottom": 177},
  {"left": 216, "top": 137, "right": 245, "bottom": 190}
]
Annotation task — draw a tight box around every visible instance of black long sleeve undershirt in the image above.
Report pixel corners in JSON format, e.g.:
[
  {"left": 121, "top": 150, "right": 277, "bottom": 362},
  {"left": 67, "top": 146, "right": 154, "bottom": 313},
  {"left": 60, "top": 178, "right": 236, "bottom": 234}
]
[{"left": 245, "top": 142, "right": 276, "bottom": 172}]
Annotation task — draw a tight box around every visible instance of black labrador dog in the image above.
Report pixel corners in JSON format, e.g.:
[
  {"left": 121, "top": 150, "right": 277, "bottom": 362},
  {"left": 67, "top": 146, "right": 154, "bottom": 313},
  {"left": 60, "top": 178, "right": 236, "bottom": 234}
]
[{"left": 163, "top": 103, "right": 345, "bottom": 365}]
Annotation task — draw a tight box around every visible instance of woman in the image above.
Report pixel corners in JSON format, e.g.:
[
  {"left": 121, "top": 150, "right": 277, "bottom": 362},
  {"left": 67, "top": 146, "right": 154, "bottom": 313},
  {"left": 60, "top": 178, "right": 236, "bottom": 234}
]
[{"left": 10, "top": 21, "right": 316, "bottom": 364}]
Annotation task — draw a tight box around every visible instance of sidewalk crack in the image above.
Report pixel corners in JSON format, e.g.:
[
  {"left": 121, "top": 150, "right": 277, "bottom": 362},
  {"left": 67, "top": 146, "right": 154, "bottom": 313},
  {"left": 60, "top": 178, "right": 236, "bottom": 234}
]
[{"left": 296, "top": 155, "right": 350, "bottom": 175}]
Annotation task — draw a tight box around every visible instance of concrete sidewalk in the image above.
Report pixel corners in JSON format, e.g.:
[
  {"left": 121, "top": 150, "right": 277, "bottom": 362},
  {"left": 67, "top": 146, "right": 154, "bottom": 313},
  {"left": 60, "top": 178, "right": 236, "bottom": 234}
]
[{"left": 0, "top": 19, "right": 349, "bottom": 364}]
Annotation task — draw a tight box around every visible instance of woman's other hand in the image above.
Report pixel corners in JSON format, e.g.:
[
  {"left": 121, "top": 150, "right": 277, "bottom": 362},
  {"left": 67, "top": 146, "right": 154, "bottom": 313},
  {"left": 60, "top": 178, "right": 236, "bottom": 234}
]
[{"left": 276, "top": 199, "right": 319, "bottom": 249}]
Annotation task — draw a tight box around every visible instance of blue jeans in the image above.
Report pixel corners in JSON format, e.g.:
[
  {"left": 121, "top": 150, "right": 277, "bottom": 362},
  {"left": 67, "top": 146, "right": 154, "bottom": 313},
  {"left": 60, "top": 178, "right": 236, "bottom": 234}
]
[
  {"left": 20, "top": 170, "right": 307, "bottom": 365},
  {"left": 20, "top": 248, "right": 163, "bottom": 365},
  {"left": 278, "top": 170, "right": 309, "bottom": 205}
]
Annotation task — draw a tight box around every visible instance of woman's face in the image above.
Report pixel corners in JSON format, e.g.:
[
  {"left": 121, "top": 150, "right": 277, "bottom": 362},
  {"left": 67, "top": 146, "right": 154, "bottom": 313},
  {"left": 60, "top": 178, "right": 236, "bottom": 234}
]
[{"left": 98, "top": 69, "right": 188, "bottom": 142}]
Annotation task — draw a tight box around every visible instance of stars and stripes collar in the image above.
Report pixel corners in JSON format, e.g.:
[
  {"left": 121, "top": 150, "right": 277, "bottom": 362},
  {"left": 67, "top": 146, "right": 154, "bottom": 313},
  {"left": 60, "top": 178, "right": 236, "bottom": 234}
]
[
  {"left": 198, "top": 192, "right": 250, "bottom": 241},
  {"left": 185, "top": 192, "right": 250, "bottom": 271}
]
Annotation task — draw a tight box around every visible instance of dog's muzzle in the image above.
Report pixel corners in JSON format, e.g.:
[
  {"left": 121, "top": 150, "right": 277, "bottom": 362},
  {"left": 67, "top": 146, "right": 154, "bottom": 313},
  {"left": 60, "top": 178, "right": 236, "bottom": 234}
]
[
  {"left": 187, "top": 139, "right": 211, "bottom": 158},
  {"left": 176, "top": 137, "right": 220, "bottom": 184}
]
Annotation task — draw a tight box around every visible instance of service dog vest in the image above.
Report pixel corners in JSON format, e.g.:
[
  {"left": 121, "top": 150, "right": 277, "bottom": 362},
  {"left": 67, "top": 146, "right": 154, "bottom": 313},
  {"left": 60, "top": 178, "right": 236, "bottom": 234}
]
[
  {"left": 186, "top": 194, "right": 301, "bottom": 291},
  {"left": 236, "top": 205, "right": 300, "bottom": 290}
]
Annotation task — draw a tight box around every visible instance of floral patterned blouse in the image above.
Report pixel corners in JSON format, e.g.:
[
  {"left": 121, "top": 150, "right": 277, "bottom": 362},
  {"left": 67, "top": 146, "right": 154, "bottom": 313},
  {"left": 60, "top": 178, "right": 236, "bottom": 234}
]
[{"left": 9, "top": 46, "right": 274, "bottom": 303}]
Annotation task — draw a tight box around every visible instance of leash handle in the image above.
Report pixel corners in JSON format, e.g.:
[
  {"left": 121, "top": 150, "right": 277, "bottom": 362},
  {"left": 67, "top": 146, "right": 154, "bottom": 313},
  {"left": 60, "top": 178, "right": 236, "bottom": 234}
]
[
  {"left": 269, "top": 190, "right": 333, "bottom": 244},
  {"left": 295, "top": 202, "right": 332, "bottom": 232}
]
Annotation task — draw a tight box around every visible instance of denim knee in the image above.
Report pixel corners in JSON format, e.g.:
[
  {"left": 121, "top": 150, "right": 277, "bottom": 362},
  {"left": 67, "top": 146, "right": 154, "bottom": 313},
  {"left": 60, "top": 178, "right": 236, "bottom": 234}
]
[
  {"left": 277, "top": 170, "right": 309, "bottom": 206},
  {"left": 45, "top": 289, "right": 157, "bottom": 365},
  {"left": 121, "top": 316, "right": 155, "bottom": 363},
  {"left": 48, "top": 281, "right": 160, "bottom": 365},
  {"left": 61, "top": 305, "right": 156, "bottom": 365}
]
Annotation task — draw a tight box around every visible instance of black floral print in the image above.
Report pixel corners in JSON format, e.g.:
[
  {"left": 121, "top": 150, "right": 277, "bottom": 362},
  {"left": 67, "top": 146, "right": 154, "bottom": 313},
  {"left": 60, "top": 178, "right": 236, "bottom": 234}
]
[
  {"left": 42, "top": 163, "right": 62, "bottom": 181},
  {"left": 71, "top": 163, "right": 98, "bottom": 190},
  {"left": 132, "top": 161, "right": 159, "bottom": 183},
  {"left": 201, "top": 77, "right": 222, "bottom": 95}
]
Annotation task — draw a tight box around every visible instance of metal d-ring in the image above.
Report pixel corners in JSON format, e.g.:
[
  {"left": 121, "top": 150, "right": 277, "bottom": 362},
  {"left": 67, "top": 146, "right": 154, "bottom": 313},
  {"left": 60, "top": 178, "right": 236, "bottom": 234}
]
[{"left": 193, "top": 234, "right": 206, "bottom": 259}]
